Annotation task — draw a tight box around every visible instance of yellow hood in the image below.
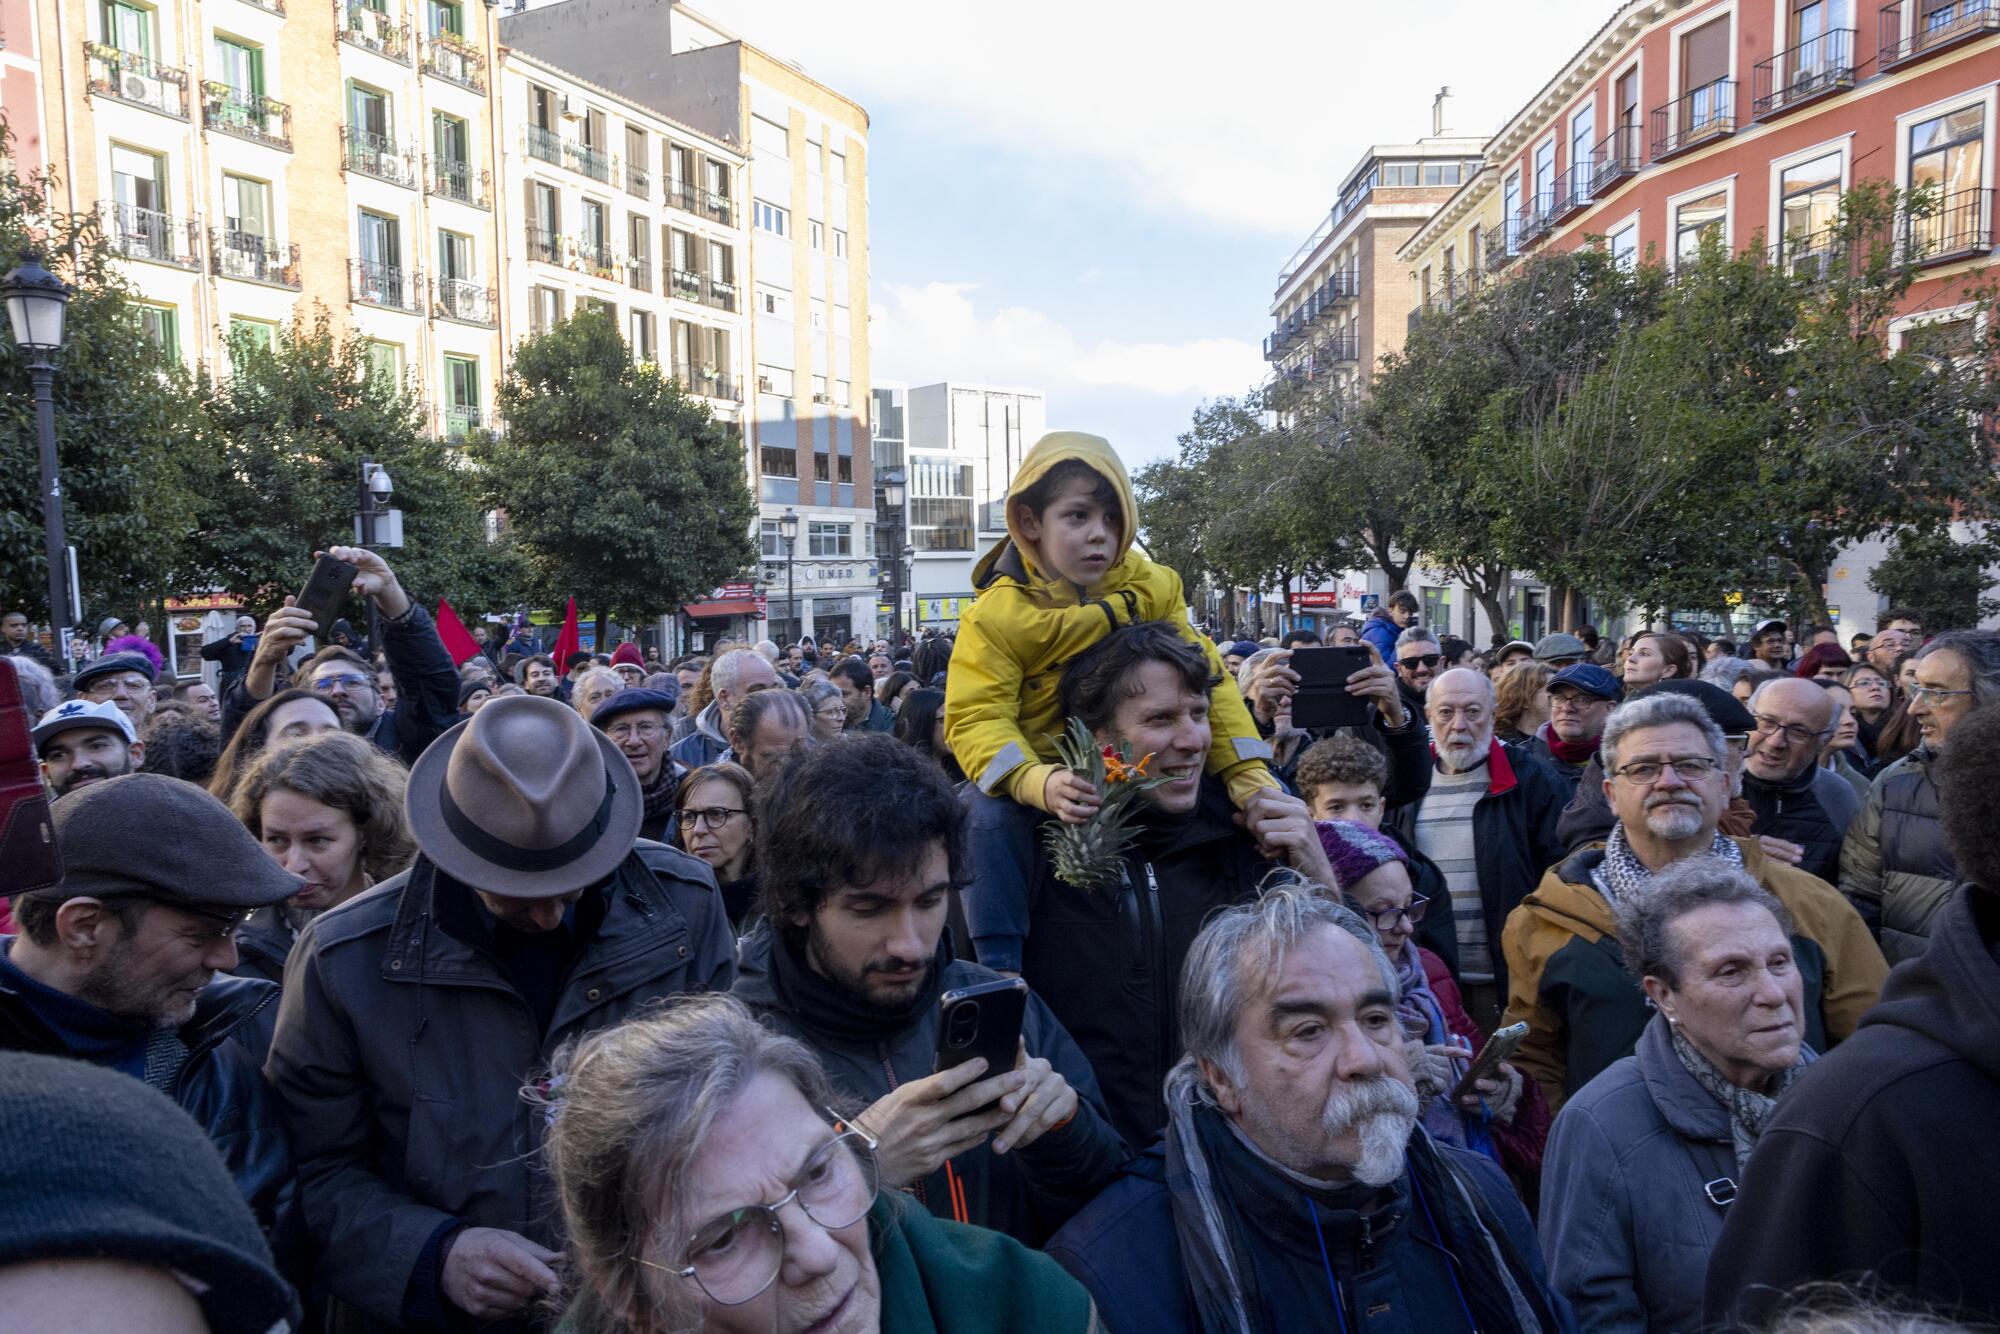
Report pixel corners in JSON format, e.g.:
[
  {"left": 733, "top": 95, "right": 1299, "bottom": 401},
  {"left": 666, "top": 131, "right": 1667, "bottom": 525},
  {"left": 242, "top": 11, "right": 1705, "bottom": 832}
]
[{"left": 974, "top": 431, "right": 1139, "bottom": 589}]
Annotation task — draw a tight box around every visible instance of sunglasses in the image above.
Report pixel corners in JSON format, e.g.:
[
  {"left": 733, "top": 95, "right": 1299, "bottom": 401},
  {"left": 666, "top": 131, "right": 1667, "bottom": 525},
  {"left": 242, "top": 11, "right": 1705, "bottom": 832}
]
[{"left": 1399, "top": 654, "right": 1442, "bottom": 670}]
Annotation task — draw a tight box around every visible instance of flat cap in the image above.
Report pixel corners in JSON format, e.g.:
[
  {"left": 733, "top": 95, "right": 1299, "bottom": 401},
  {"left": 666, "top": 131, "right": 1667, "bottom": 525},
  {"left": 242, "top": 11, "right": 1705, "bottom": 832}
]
[
  {"left": 1631, "top": 678, "right": 1757, "bottom": 736},
  {"left": 1548, "top": 663, "right": 1623, "bottom": 703},
  {"left": 590, "top": 687, "right": 680, "bottom": 730},
  {"left": 1533, "top": 632, "right": 1589, "bottom": 663},
  {"left": 26, "top": 773, "right": 302, "bottom": 908},
  {"left": 70, "top": 651, "right": 158, "bottom": 691}
]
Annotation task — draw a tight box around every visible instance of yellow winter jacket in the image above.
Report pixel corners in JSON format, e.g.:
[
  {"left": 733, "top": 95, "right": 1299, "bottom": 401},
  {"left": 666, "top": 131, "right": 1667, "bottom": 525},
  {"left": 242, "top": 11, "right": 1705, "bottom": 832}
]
[{"left": 944, "top": 430, "right": 1279, "bottom": 814}]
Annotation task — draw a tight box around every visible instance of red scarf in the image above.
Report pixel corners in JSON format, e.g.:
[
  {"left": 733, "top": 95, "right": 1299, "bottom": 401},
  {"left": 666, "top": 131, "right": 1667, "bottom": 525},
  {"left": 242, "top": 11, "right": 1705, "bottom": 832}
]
[{"left": 1538, "top": 720, "right": 1601, "bottom": 765}]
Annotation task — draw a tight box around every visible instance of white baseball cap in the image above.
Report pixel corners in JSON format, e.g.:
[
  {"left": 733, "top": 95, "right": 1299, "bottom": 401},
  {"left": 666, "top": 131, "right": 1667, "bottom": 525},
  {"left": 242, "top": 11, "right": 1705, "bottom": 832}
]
[{"left": 32, "top": 699, "right": 138, "bottom": 753}]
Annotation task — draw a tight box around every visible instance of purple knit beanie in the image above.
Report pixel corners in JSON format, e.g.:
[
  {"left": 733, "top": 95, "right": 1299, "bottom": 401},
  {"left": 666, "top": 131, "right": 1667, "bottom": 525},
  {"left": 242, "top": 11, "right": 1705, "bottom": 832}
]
[{"left": 1315, "top": 819, "right": 1409, "bottom": 892}]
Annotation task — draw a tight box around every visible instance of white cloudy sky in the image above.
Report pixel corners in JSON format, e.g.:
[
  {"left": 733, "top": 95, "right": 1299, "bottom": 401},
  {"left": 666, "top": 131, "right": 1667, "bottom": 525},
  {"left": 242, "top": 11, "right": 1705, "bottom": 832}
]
[{"left": 693, "top": 0, "right": 1614, "bottom": 466}]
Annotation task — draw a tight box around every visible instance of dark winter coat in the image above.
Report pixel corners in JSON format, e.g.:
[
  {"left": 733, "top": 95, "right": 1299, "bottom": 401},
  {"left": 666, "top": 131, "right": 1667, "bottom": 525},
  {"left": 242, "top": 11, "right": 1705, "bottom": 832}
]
[
  {"left": 1541, "top": 1016, "right": 1741, "bottom": 1332},
  {"left": 1840, "top": 748, "right": 1957, "bottom": 963},
  {"left": 732, "top": 924, "right": 1126, "bottom": 1245},
  {"left": 233, "top": 903, "right": 298, "bottom": 988},
  {"left": 668, "top": 698, "right": 729, "bottom": 769},
  {"left": 1383, "top": 740, "right": 1570, "bottom": 997},
  {"left": 1361, "top": 609, "right": 1403, "bottom": 663},
  {"left": 1742, "top": 762, "right": 1860, "bottom": 886},
  {"left": 1524, "top": 727, "right": 1592, "bottom": 801},
  {"left": 264, "top": 843, "right": 735, "bottom": 1331},
  {"left": 1706, "top": 887, "right": 2000, "bottom": 1329},
  {"left": 0, "top": 951, "right": 300, "bottom": 1269}
]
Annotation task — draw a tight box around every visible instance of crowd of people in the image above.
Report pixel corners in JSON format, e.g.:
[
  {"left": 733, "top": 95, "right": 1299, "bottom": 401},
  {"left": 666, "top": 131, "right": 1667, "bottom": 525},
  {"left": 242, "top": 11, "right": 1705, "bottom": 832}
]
[{"left": 2, "top": 430, "right": 1998, "bottom": 1334}]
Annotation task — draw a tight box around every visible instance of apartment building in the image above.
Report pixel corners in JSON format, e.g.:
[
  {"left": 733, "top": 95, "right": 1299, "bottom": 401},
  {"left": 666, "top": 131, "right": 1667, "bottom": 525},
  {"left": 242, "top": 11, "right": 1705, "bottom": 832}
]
[
  {"left": 900, "top": 381, "right": 1047, "bottom": 631},
  {"left": 2, "top": 0, "right": 47, "bottom": 179},
  {"left": 1400, "top": 0, "right": 2000, "bottom": 634},
  {"left": 35, "top": 0, "right": 507, "bottom": 433},
  {"left": 495, "top": 49, "right": 746, "bottom": 439},
  {"left": 500, "top": 0, "right": 874, "bottom": 648}
]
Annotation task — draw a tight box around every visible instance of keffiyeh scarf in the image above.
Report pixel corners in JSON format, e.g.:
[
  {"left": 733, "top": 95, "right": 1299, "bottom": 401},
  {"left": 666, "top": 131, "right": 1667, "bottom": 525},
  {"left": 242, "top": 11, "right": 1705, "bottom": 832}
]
[{"left": 1591, "top": 822, "right": 1743, "bottom": 908}]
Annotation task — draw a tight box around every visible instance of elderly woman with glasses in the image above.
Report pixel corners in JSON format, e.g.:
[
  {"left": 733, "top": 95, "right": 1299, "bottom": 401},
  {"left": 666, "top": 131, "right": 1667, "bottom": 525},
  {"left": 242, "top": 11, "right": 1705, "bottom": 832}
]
[
  {"left": 539, "top": 993, "right": 1099, "bottom": 1334},
  {"left": 1316, "top": 820, "right": 1550, "bottom": 1174},
  {"left": 1541, "top": 857, "right": 1815, "bottom": 1333}
]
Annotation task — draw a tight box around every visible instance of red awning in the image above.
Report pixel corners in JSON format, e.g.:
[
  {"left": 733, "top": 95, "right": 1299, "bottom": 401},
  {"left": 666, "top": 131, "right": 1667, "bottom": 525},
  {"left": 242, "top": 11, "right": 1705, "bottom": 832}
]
[{"left": 683, "top": 599, "right": 759, "bottom": 618}]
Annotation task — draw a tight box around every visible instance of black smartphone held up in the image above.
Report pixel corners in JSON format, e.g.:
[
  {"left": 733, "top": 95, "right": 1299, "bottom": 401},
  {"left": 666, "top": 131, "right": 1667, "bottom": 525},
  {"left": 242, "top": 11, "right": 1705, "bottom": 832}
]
[
  {"left": 295, "top": 553, "right": 359, "bottom": 641},
  {"left": 1450, "top": 1021, "right": 1529, "bottom": 1102},
  {"left": 1288, "top": 645, "right": 1376, "bottom": 731},
  {"left": 934, "top": 977, "right": 1029, "bottom": 1087}
]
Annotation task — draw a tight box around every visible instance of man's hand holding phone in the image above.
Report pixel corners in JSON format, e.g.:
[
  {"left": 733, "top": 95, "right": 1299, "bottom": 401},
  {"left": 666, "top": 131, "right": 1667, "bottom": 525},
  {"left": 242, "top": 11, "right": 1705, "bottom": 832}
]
[
  {"left": 854, "top": 1059, "right": 1022, "bottom": 1188},
  {"left": 243, "top": 596, "right": 323, "bottom": 701},
  {"left": 1345, "top": 643, "right": 1408, "bottom": 728}
]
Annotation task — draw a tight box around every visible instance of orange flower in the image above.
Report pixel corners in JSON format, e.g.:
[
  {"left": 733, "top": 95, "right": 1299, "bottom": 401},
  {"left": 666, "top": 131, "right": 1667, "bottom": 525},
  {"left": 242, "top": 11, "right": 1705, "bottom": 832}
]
[{"left": 1104, "top": 750, "right": 1155, "bottom": 784}]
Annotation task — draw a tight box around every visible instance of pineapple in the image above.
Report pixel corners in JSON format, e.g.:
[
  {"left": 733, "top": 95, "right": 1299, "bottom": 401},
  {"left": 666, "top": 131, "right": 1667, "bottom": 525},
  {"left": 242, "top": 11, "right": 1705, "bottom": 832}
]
[{"left": 1042, "top": 718, "right": 1172, "bottom": 892}]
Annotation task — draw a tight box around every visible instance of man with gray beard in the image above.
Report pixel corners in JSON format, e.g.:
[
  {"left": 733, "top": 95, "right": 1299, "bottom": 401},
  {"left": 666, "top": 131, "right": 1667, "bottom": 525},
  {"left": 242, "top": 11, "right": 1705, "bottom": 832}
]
[
  {"left": 1502, "top": 691, "right": 1887, "bottom": 1112},
  {"left": 1047, "top": 881, "right": 1570, "bottom": 1334}
]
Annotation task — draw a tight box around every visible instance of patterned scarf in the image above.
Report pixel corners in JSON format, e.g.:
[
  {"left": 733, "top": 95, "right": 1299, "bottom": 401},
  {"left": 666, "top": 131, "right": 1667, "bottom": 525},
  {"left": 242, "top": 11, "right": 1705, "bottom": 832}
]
[
  {"left": 1592, "top": 822, "right": 1743, "bottom": 908},
  {"left": 1670, "top": 1023, "right": 1813, "bottom": 1169},
  {"left": 638, "top": 761, "right": 679, "bottom": 831}
]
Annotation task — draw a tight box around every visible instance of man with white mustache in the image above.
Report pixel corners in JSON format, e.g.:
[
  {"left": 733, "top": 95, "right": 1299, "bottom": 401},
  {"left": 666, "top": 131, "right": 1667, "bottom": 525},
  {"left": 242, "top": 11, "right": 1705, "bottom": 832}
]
[
  {"left": 1048, "top": 883, "right": 1570, "bottom": 1334},
  {"left": 1502, "top": 692, "right": 1887, "bottom": 1111},
  {"left": 1384, "top": 668, "right": 1569, "bottom": 1033}
]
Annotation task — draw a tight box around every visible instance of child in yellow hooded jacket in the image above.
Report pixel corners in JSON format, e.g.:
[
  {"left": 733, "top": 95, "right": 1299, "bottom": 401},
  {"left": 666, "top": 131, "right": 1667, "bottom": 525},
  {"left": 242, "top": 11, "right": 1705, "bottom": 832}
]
[{"left": 944, "top": 430, "right": 1279, "bottom": 819}]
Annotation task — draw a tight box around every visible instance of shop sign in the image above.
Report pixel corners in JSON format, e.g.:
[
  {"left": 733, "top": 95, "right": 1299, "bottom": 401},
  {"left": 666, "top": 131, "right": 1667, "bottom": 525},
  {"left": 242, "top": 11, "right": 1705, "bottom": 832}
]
[{"left": 165, "top": 593, "right": 243, "bottom": 612}]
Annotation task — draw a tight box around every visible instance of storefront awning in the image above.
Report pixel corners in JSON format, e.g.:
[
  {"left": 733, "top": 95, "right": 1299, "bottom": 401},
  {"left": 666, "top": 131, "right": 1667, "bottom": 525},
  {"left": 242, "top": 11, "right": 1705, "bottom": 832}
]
[{"left": 683, "top": 599, "right": 759, "bottom": 618}]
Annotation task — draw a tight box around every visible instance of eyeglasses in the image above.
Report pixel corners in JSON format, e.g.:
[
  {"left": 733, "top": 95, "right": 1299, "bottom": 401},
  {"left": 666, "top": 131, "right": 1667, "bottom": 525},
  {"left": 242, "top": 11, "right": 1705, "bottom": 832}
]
[
  {"left": 82, "top": 675, "right": 150, "bottom": 697},
  {"left": 310, "top": 673, "right": 375, "bottom": 694},
  {"left": 1906, "top": 682, "right": 1974, "bottom": 706},
  {"left": 649, "top": 1123, "right": 880, "bottom": 1306},
  {"left": 1548, "top": 692, "right": 1611, "bottom": 711},
  {"left": 677, "top": 806, "right": 747, "bottom": 830},
  {"left": 1612, "top": 756, "right": 1722, "bottom": 785},
  {"left": 1751, "top": 714, "right": 1831, "bottom": 746},
  {"left": 1349, "top": 891, "right": 1429, "bottom": 930},
  {"left": 1399, "top": 654, "right": 1441, "bottom": 670},
  {"left": 605, "top": 721, "right": 665, "bottom": 742}
]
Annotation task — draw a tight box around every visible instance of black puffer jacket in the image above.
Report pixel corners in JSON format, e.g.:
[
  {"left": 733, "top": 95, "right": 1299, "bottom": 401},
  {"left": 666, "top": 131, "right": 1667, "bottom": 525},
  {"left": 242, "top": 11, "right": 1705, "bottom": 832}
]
[
  {"left": 1743, "top": 763, "right": 1860, "bottom": 886},
  {"left": 0, "top": 960, "right": 300, "bottom": 1272},
  {"left": 1840, "top": 749, "right": 1957, "bottom": 963},
  {"left": 233, "top": 903, "right": 297, "bottom": 988}
]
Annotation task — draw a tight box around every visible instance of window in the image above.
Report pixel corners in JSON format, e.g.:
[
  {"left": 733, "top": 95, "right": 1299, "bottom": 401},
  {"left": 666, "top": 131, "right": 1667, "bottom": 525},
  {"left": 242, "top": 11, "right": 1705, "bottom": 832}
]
[
  {"left": 1675, "top": 189, "right": 1728, "bottom": 261},
  {"left": 582, "top": 108, "right": 606, "bottom": 153},
  {"left": 759, "top": 519, "right": 784, "bottom": 559},
  {"left": 1610, "top": 222, "right": 1639, "bottom": 269},
  {"left": 428, "top": 0, "right": 462, "bottom": 37},
  {"left": 666, "top": 144, "right": 695, "bottom": 195},
  {"left": 580, "top": 198, "right": 608, "bottom": 264},
  {"left": 529, "top": 180, "right": 560, "bottom": 259},
  {"left": 1790, "top": 0, "right": 1852, "bottom": 58},
  {"left": 754, "top": 199, "right": 789, "bottom": 236},
  {"left": 443, "top": 354, "right": 479, "bottom": 424},
  {"left": 1570, "top": 102, "right": 1595, "bottom": 197},
  {"left": 1681, "top": 17, "right": 1731, "bottom": 133},
  {"left": 836, "top": 454, "right": 854, "bottom": 484},
  {"left": 1903, "top": 315, "right": 1978, "bottom": 366},
  {"left": 708, "top": 240, "right": 734, "bottom": 285},
  {"left": 363, "top": 341, "right": 400, "bottom": 384},
  {"left": 212, "top": 36, "right": 263, "bottom": 98},
  {"left": 357, "top": 208, "right": 401, "bottom": 269},
  {"left": 436, "top": 228, "right": 473, "bottom": 284},
  {"left": 863, "top": 523, "right": 875, "bottom": 556},
  {"left": 704, "top": 157, "right": 730, "bottom": 202},
  {"left": 832, "top": 228, "right": 848, "bottom": 259},
  {"left": 1616, "top": 66, "right": 1640, "bottom": 133},
  {"left": 812, "top": 373, "right": 828, "bottom": 398},
  {"left": 347, "top": 81, "right": 391, "bottom": 144},
  {"left": 910, "top": 454, "right": 975, "bottom": 552},
  {"left": 530, "top": 284, "right": 563, "bottom": 334},
  {"left": 1533, "top": 139, "right": 1556, "bottom": 216},
  {"left": 629, "top": 309, "right": 655, "bottom": 361},
  {"left": 1779, "top": 151, "right": 1843, "bottom": 257},
  {"left": 625, "top": 126, "right": 647, "bottom": 182},
  {"left": 757, "top": 364, "right": 794, "bottom": 396},
  {"left": 809, "top": 298, "right": 826, "bottom": 332},
  {"left": 434, "top": 112, "right": 471, "bottom": 189},
  {"left": 809, "top": 219, "right": 825, "bottom": 251},
  {"left": 750, "top": 114, "right": 789, "bottom": 158},
  {"left": 835, "top": 378, "right": 852, "bottom": 407},
  {"left": 133, "top": 303, "right": 177, "bottom": 358},
  {"left": 759, "top": 287, "right": 790, "bottom": 319},
  {"left": 1467, "top": 223, "right": 1482, "bottom": 270},
  {"left": 102, "top": 0, "right": 152, "bottom": 56},
  {"left": 1421, "top": 161, "right": 1461, "bottom": 186},
  {"left": 628, "top": 213, "right": 651, "bottom": 267},
  {"left": 808, "top": 521, "right": 851, "bottom": 557},
  {"left": 830, "top": 149, "right": 846, "bottom": 183},
  {"left": 109, "top": 144, "right": 165, "bottom": 226},
  {"left": 813, "top": 452, "right": 831, "bottom": 482},
  {"left": 1502, "top": 172, "right": 1522, "bottom": 249},
  {"left": 760, "top": 445, "right": 798, "bottom": 478},
  {"left": 529, "top": 83, "right": 556, "bottom": 131},
  {"left": 1908, "top": 105, "right": 1986, "bottom": 257},
  {"left": 229, "top": 317, "right": 277, "bottom": 365}
]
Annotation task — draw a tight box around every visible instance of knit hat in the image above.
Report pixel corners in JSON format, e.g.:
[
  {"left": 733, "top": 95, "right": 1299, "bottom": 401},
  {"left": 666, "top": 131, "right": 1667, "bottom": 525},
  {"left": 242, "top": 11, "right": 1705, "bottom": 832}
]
[
  {"left": 70, "top": 651, "right": 158, "bottom": 693},
  {"left": 25, "top": 773, "right": 303, "bottom": 909},
  {"left": 457, "top": 678, "right": 492, "bottom": 709},
  {"left": 0, "top": 1051, "right": 300, "bottom": 1334},
  {"left": 1315, "top": 819, "right": 1409, "bottom": 892},
  {"left": 609, "top": 643, "right": 646, "bottom": 670}
]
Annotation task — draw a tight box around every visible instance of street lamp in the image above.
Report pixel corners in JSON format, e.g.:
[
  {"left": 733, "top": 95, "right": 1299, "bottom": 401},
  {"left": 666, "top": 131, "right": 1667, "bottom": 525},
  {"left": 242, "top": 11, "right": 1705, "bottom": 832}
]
[
  {"left": 358, "top": 459, "right": 393, "bottom": 649},
  {"left": 878, "top": 469, "right": 906, "bottom": 640},
  {"left": 901, "top": 543, "right": 916, "bottom": 637},
  {"left": 778, "top": 506, "right": 799, "bottom": 646},
  {"left": 4, "top": 253, "right": 72, "bottom": 658}
]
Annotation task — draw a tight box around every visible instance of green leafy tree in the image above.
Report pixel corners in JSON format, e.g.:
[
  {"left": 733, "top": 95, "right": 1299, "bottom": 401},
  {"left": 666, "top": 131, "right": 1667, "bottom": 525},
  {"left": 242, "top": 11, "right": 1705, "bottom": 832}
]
[
  {"left": 473, "top": 308, "right": 756, "bottom": 639},
  {"left": 0, "top": 153, "right": 207, "bottom": 623},
  {"left": 188, "top": 308, "right": 521, "bottom": 617},
  {"left": 1868, "top": 525, "right": 2000, "bottom": 631}
]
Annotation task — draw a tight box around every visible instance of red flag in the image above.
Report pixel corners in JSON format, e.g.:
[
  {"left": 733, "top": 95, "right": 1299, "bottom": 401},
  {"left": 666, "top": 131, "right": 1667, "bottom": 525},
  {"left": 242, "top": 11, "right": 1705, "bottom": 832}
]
[
  {"left": 550, "top": 596, "right": 581, "bottom": 668},
  {"left": 434, "top": 598, "right": 482, "bottom": 666}
]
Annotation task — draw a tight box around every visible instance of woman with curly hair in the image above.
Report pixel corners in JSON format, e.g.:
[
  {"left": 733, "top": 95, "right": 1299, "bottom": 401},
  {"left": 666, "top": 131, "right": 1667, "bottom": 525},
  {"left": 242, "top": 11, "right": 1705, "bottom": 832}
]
[
  {"left": 1493, "top": 660, "right": 1552, "bottom": 746},
  {"left": 228, "top": 729, "right": 413, "bottom": 985}
]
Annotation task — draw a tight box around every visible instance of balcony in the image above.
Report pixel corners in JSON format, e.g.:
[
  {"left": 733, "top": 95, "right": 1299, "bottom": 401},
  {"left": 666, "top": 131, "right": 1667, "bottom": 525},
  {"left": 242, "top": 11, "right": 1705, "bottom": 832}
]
[
  {"left": 1321, "top": 327, "right": 1360, "bottom": 365},
  {"left": 525, "top": 125, "right": 562, "bottom": 167},
  {"left": 1519, "top": 190, "right": 1556, "bottom": 246},
  {"left": 565, "top": 139, "right": 613, "bottom": 184},
  {"left": 665, "top": 180, "right": 698, "bottom": 213},
  {"left": 1903, "top": 186, "right": 1993, "bottom": 266},
  {"left": 1753, "top": 29, "right": 1857, "bottom": 119},
  {"left": 235, "top": 0, "right": 285, "bottom": 13},
  {"left": 705, "top": 190, "right": 734, "bottom": 225},
  {"left": 1591, "top": 123, "right": 1644, "bottom": 194},
  {"left": 99, "top": 202, "right": 200, "bottom": 269},
  {"left": 422, "top": 32, "right": 485, "bottom": 92},
  {"left": 337, "top": 3, "right": 411, "bottom": 63},
  {"left": 709, "top": 277, "right": 738, "bottom": 311},
  {"left": 669, "top": 266, "right": 705, "bottom": 302},
  {"left": 443, "top": 405, "right": 483, "bottom": 440},
  {"left": 342, "top": 128, "right": 416, "bottom": 187},
  {"left": 203, "top": 84, "right": 292, "bottom": 150},
  {"left": 525, "top": 224, "right": 561, "bottom": 264},
  {"left": 626, "top": 162, "right": 649, "bottom": 198},
  {"left": 1650, "top": 78, "right": 1737, "bottom": 161},
  {"left": 575, "top": 237, "right": 619, "bottom": 279},
  {"left": 1552, "top": 161, "right": 1595, "bottom": 221},
  {"left": 350, "top": 257, "right": 418, "bottom": 311},
  {"left": 677, "top": 368, "right": 742, "bottom": 401},
  {"left": 628, "top": 255, "right": 654, "bottom": 292},
  {"left": 84, "top": 44, "right": 189, "bottom": 120},
  {"left": 211, "top": 228, "right": 301, "bottom": 287},
  {"left": 429, "top": 159, "right": 489, "bottom": 209},
  {"left": 1485, "top": 219, "right": 1521, "bottom": 271},
  {"left": 435, "top": 276, "right": 496, "bottom": 326},
  {"left": 1881, "top": 0, "right": 2000, "bottom": 67}
]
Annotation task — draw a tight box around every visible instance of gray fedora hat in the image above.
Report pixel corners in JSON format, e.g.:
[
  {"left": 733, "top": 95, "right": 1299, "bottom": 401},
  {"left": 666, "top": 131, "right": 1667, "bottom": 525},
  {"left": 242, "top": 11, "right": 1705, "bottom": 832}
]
[{"left": 405, "top": 694, "right": 641, "bottom": 898}]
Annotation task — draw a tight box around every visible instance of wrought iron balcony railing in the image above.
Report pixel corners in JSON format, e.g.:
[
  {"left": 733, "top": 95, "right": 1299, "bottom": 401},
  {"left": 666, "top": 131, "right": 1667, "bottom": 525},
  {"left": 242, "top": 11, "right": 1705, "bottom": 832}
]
[
  {"left": 434, "top": 276, "right": 496, "bottom": 326},
  {"left": 211, "top": 227, "right": 301, "bottom": 287},
  {"left": 203, "top": 84, "right": 292, "bottom": 150},
  {"left": 1753, "top": 28, "right": 1856, "bottom": 118},
  {"left": 84, "top": 44, "right": 189, "bottom": 119},
  {"left": 350, "top": 257, "right": 419, "bottom": 311},
  {"left": 422, "top": 31, "right": 485, "bottom": 92},
  {"left": 1880, "top": 0, "right": 2000, "bottom": 67},
  {"left": 343, "top": 127, "right": 416, "bottom": 187},
  {"left": 338, "top": 3, "right": 411, "bottom": 62},
  {"left": 100, "top": 202, "right": 200, "bottom": 268},
  {"left": 1651, "top": 78, "right": 1737, "bottom": 160},
  {"left": 429, "top": 159, "right": 490, "bottom": 208}
]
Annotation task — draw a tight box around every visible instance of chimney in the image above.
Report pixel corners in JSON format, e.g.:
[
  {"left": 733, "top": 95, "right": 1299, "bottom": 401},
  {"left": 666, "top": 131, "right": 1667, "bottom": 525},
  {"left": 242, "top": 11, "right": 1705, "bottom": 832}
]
[{"left": 1432, "top": 86, "right": 1453, "bottom": 138}]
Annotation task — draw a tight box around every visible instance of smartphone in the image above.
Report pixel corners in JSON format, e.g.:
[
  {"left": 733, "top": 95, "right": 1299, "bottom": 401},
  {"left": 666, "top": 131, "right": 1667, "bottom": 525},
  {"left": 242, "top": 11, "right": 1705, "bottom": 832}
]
[
  {"left": 238, "top": 633, "right": 258, "bottom": 656},
  {"left": 295, "top": 554, "right": 358, "bottom": 641},
  {"left": 934, "top": 977, "right": 1029, "bottom": 1087},
  {"left": 1450, "top": 1021, "right": 1529, "bottom": 1102},
  {"left": 1288, "top": 646, "right": 1375, "bottom": 731}
]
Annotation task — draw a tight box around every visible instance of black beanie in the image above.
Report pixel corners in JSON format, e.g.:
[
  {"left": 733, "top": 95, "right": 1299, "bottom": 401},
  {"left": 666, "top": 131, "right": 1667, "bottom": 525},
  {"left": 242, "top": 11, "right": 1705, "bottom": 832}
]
[{"left": 0, "top": 1051, "right": 299, "bottom": 1333}]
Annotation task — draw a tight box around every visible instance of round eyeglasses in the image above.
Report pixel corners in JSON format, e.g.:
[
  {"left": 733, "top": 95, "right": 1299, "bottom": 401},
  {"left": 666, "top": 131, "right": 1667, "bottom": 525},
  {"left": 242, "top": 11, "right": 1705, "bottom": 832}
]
[{"left": 646, "top": 1123, "right": 879, "bottom": 1306}]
